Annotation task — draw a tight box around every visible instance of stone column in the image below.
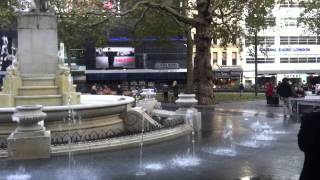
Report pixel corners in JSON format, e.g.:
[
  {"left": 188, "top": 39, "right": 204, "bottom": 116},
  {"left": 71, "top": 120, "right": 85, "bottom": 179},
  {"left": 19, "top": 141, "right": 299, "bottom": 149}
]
[
  {"left": 7, "top": 105, "right": 51, "bottom": 160},
  {"left": 17, "top": 13, "right": 58, "bottom": 75}
]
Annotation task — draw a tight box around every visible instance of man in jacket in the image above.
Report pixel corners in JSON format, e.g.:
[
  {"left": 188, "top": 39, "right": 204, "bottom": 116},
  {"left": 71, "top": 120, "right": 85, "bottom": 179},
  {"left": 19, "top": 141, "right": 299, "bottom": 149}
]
[
  {"left": 298, "top": 112, "right": 320, "bottom": 179},
  {"left": 277, "top": 78, "right": 293, "bottom": 117}
]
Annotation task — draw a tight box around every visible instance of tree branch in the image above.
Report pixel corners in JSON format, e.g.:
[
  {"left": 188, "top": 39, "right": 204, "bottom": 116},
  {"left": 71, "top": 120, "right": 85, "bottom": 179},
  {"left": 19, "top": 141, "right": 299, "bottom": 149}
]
[
  {"left": 122, "top": 1, "right": 199, "bottom": 27},
  {"left": 133, "top": 7, "right": 149, "bottom": 31}
]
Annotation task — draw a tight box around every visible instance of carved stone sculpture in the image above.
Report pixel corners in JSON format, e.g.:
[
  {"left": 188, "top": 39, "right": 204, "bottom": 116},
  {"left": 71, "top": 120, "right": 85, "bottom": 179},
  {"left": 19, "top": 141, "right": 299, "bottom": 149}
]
[{"left": 30, "top": 0, "right": 51, "bottom": 13}]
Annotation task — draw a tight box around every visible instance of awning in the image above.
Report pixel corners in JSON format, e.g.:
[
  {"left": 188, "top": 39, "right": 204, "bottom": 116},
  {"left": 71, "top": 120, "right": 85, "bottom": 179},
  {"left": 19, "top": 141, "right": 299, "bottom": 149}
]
[{"left": 213, "top": 67, "right": 243, "bottom": 79}]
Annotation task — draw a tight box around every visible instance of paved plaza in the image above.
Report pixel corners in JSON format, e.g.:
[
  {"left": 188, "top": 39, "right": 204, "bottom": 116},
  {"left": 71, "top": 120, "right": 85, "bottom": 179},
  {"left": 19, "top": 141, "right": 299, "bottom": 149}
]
[{"left": 0, "top": 100, "right": 303, "bottom": 180}]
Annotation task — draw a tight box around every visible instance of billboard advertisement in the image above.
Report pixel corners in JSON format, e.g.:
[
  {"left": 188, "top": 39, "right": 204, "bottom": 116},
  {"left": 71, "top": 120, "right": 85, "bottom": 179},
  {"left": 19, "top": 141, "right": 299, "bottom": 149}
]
[{"left": 96, "top": 47, "right": 135, "bottom": 69}]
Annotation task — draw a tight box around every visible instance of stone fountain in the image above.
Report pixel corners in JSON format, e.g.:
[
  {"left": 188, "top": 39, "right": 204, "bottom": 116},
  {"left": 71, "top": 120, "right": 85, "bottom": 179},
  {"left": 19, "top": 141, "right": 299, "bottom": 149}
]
[
  {"left": 0, "top": 1, "right": 193, "bottom": 159},
  {"left": 0, "top": 0, "right": 79, "bottom": 107}
]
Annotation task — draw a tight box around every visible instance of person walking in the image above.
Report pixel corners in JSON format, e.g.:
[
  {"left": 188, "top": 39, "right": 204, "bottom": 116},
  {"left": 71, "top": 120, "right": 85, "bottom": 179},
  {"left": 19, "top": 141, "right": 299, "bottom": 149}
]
[
  {"left": 298, "top": 112, "right": 320, "bottom": 180},
  {"left": 239, "top": 83, "right": 244, "bottom": 97},
  {"left": 162, "top": 84, "right": 169, "bottom": 103},
  {"left": 90, "top": 83, "right": 97, "bottom": 94},
  {"left": 172, "top": 81, "right": 179, "bottom": 103},
  {"left": 266, "top": 82, "right": 274, "bottom": 105},
  {"left": 277, "top": 78, "right": 293, "bottom": 117},
  {"left": 116, "top": 84, "right": 123, "bottom": 95}
]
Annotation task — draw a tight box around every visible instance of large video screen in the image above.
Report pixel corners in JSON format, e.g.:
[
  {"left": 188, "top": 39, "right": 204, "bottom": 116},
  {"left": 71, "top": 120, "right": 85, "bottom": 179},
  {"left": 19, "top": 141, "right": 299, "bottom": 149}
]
[{"left": 96, "top": 47, "right": 135, "bottom": 69}]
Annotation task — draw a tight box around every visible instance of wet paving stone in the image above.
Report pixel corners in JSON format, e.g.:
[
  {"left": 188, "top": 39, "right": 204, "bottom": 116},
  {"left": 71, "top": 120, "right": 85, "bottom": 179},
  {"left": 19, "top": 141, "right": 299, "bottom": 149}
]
[{"left": 0, "top": 101, "right": 303, "bottom": 180}]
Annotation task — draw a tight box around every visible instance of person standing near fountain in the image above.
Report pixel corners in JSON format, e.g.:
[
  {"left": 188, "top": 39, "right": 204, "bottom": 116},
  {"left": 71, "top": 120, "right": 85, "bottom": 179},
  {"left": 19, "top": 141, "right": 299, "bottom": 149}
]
[
  {"left": 116, "top": 84, "right": 123, "bottom": 95},
  {"left": 277, "top": 78, "right": 293, "bottom": 118},
  {"left": 162, "top": 84, "right": 169, "bottom": 103},
  {"left": 298, "top": 112, "right": 320, "bottom": 180},
  {"left": 171, "top": 81, "right": 179, "bottom": 103}
]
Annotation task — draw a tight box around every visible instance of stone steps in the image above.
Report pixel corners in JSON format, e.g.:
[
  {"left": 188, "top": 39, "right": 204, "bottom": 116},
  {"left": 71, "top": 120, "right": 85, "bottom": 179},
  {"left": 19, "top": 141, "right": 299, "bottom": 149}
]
[
  {"left": 19, "top": 86, "right": 59, "bottom": 96},
  {"left": 22, "top": 76, "right": 56, "bottom": 86},
  {"left": 15, "top": 95, "right": 62, "bottom": 106}
]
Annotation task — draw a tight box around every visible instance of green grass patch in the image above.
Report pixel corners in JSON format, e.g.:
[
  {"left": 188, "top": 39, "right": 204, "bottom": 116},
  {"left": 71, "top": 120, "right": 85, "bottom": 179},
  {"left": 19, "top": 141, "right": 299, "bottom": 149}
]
[
  {"left": 155, "top": 92, "right": 265, "bottom": 103},
  {"left": 214, "top": 92, "right": 265, "bottom": 103}
]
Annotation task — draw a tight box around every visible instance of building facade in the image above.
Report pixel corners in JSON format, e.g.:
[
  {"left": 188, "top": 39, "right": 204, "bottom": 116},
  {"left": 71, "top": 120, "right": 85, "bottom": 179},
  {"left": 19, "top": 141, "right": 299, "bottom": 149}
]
[
  {"left": 211, "top": 44, "right": 243, "bottom": 89},
  {"left": 241, "top": 0, "right": 320, "bottom": 88}
]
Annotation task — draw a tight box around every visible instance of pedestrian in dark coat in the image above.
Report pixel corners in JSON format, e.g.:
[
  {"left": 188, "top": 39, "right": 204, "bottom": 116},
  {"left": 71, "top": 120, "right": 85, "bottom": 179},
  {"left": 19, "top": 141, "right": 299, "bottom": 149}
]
[
  {"left": 277, "top": 78, "right": 293, "bottom": 117},
  {"left": 171, "top": 81, "right": 179, "bottom": 103},
  {"left": 298, "top": 112, "right": 320, "bottom": 180},
  {"left": 162, "top": 84, "right": 169, "bottom": 103}
]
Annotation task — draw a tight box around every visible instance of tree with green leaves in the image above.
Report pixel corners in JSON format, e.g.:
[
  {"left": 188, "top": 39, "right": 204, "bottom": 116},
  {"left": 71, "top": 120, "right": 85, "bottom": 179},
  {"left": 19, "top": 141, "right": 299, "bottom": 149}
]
[
  {"left": 52, "top": 0, "right": 112, "bottom": 67},
  {"left": 244, "top": 0, "right": 275, "bottom": 96},
  {"left": 0, "top": 0, "right": 19, "bottom": 30},
  {"left": 106, "top": 0, "right": 261, "bottom": 105},
  {"left": 125, "top": 1, "right": 195, "bottom": 93},
  {"left": 0, "top": 0, "right": 112, "bottom": 67},
  {"left": 298, "top": 1, "right": 320, "bottom": 35}
]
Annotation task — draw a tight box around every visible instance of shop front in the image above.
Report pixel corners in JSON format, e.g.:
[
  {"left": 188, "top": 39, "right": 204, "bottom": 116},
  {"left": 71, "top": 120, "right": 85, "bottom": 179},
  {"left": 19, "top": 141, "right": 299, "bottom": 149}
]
[
  {"left": 213, "top": 68, "right": 243, "bottom": 89},
  {"left": 276, "top": 74, "right": 307, "bottom": 85}
]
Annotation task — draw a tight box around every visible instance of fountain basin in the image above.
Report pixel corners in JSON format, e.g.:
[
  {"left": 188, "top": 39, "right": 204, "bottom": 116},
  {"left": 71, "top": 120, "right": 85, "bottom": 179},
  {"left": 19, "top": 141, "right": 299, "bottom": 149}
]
[
  {"left": 0, "top": 95, "right": 133, "bottom": 122},
  {"left": 0, "top": 95, "right": 134, "bottom": 148},
  {"left": 0, "top": 95, "right": 192, "bottom": 158}
]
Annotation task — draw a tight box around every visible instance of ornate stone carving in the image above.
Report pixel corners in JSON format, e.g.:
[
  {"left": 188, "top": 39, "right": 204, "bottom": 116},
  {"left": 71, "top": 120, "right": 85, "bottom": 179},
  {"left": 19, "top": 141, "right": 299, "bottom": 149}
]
[
  {"left": 12, "top": 105, "right": 47, "bottom": 133},
  {"left": 6, "top": 56, "right": 20, "bottom": 76},
  {"left": 7, "top": 105, "right": 51, "bottom": 160},
  {"left": 30, "top": 0, "right": 51, "bottom": 13}
]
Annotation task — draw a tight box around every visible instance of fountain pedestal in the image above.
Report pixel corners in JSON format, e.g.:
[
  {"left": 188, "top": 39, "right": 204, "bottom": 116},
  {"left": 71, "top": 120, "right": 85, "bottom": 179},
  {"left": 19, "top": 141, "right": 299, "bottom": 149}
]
[
  {"left": 7, "top": 105, "right": 51, "bottom": 160},
  {"left": 175, "top": 94, "right": 202, "bottom": 132},
  {"left": 0, "top": 11, "right": 80, "bottom": 107}
]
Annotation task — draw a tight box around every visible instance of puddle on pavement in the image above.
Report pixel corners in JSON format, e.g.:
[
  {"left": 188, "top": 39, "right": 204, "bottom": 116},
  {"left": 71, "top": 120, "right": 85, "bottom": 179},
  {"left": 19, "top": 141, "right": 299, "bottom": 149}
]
[{"left": 235, "top": 176, "right": 273, "bottom": 180}]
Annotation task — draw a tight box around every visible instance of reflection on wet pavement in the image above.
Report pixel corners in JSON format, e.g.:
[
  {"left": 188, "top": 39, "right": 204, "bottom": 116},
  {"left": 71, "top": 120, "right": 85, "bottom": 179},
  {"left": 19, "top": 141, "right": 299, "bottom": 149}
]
[{"left": 0, "top": 101, "right": 303, "bottom": 180}]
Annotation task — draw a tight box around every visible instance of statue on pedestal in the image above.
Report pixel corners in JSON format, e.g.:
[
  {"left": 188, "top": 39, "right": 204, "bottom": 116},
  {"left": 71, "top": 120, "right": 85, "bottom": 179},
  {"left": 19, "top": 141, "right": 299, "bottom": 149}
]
[{"left": 30, "top": 0, "right": 51, "bottom": 13}]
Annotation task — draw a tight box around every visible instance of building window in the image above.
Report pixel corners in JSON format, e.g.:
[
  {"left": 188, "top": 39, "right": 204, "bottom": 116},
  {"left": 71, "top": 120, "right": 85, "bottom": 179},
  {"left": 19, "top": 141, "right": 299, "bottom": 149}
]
[
  {"left": 308, "top": 37, "right": 317, "bottom": 44},
  {"left": 265, "top": 58, "right": 275, "bottom": 63},
  {"left": 282, "top": 18, "right": 297, "bottom": 26},
  {"left": 246, "top": 58, "right": 254, "bottom": 64},
  {"left": 289, "top": 36, "right": 299, "bottom": 44},
  {"left": 299, "top": 36, "right": 308, "bottom": 45},
  {"left": 280, "top": 36, "right": 289, "bottom": 45},
  {"left": 265, "top": 36, "right": 275, "bottom": 45},
  {"left": 290, "top": 58, "right": 298, "bottom": 63},
  {"left": 299, "top": 57, "right": 307, "bottom": 63},
  {"left": 308, "top": 57, "right": 316, "bottom": 63},
  {"left": 245, "top": 36, "right": 275, "bottom": 46},
  {"left": 212, "top": 52, "right": 218, "bottom": 64},
  {"left": 246, "top": 57, "right": 275, "bottom": 64},
  {"left": 280, "top": 58, "right": 289, "bottom": 63},
  {"left": 265, "top": 17, "right": 276, "bottom": 26},
  {"left": 281, "top": 36, "right": 319, "bottom": 45},
  {"left": 280, "top": 57, "right": 320, "bottom": 63},
  {"left": 232, "top": 52, "right": 237, "bottom": 65},
  {"left": 222, "top": 52, "right": 227, "bottom": 65},
  {"left": 280, "top": 1, "right": 304, "bottom": 8}
]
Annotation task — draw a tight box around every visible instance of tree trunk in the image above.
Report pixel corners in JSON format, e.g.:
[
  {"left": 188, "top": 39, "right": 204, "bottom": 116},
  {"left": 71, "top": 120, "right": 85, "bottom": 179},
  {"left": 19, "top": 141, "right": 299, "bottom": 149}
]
[
  {"left": 193, "top": 1, "right": 214, "bottom": 105},
  {"left": 186, "top": 27, "right": 194, "bottom": 94},
  {"left": 254, "top": 30, "right": 258, "bottom": 97}
]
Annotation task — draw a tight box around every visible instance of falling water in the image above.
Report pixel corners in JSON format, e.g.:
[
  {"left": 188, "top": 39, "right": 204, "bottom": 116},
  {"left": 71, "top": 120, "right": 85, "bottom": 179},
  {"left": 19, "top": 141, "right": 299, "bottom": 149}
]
[
  {"left": 144, "top": 162, "right": 165, "bottom": 171},
  {"left": 6, "top": 166, "right": 31, "bottom": 180},
  {"left": 170, "top": 155, "right": 200, "bottom": 168},
  {"left": 168, "top": 108, "right": 201, "bottom": 168},
  {"left": 66, "top": 73, "right": 78, "bottom": 175},
  {"left": 253, "top": 120, "right": 275, "bottom": 141},
  {"left": 136, "top": 114, "right": 146, "bottom": 176},
  {"left": 237, "top": 119, "right": 274, "bottom": 148},
  {"left": 203, "top": 121, "right": 237, "bottom": 157},
  {"left": 186, "top": 108, "right": 196, "bottom": 157}
]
